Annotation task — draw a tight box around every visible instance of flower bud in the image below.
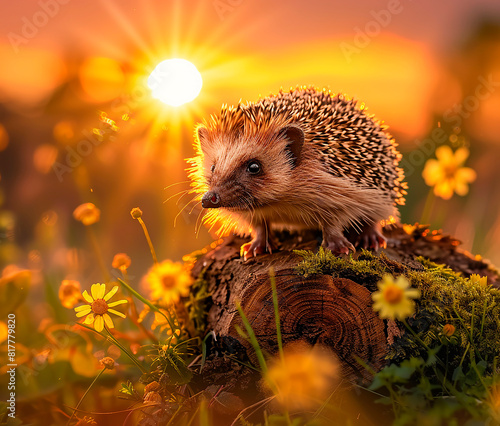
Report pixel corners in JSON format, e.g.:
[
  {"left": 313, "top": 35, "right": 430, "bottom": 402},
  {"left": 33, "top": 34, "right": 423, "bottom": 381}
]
[
  {"left": 442, "top": 324, "right": 456, "bottom": 337},
  {"left": 73, "top": 203, "right": 100, "bottom": 226},
  {"left": 130, "top": 207, "right": 142, "bottom": 219}
]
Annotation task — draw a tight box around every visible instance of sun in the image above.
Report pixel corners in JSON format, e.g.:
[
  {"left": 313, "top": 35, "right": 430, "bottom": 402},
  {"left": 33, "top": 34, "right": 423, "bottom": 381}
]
[{"left": 147, "top": 58, "right": 203, "bottom": 107}]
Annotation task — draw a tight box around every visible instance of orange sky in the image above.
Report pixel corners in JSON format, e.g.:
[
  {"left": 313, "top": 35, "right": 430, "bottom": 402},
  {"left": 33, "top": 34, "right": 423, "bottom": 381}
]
[{"left": 0, "top": 0, "right": 499, "bottom": 140}]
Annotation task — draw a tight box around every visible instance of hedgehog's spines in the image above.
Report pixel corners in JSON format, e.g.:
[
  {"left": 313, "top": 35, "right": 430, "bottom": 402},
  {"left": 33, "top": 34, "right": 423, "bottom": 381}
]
[{"left": 196, "top": 86, "right": 407, "bottom": 207}]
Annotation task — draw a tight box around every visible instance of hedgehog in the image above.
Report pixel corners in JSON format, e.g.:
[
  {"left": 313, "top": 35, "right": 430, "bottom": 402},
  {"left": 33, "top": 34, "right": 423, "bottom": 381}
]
[{"left": 187, "top": 86, "right": 407, "bottom": 260}]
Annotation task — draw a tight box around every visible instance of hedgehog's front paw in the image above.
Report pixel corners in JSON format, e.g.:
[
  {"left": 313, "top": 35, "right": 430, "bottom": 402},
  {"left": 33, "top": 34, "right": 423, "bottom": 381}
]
[
  {"left": 322, "top": 234, "right": 355, "bottom": 255},
  {"left": 240, "top": 237, "right": 276, "bottom": 261},
  {"left": 354, "top": 223, "right": 387, "bottom": 251}
]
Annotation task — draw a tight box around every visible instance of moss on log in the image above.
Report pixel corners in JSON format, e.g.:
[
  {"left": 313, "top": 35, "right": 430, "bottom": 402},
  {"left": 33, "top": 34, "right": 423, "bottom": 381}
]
[{"left": 190, "top": 224, "right": 499, "bottom": 384}]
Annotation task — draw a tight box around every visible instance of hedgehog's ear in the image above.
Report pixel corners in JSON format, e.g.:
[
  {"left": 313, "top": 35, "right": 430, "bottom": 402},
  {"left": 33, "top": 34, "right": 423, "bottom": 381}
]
[
  {"left": 280, "top": 125, "right": 304, "bottom": 167},
  {"left": 196, "top": 125, "right": 209, "bottom": 147}
]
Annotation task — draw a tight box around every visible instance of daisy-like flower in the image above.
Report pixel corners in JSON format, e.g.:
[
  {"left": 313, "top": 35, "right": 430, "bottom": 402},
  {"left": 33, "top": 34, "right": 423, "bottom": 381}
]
[
  {"left": 74, "top": 283, "right": 127, "bottom": 332},
  {"left": 422, "top": 146, "right": 476, "bottom": 200},
  {"left": 142, "top": 260, "right": 193, "bottom": 304},
  {"left": 73, "top": 203, "right": 101, "bottom": 226},
  {"left": 372, "top": 275, "right": 420, "bottom": 320},
  {"left": 263, "top": 342, "right": 339, "bottom": 411}
]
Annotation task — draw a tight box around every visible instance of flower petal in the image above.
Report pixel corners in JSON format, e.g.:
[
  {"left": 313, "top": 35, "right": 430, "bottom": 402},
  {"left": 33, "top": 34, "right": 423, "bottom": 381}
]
[
  {"left": 98, "top": 283, "right": 106, "bottom": 299},
  {"left": 102, "top": 313, "right": 114, "bottom": 329},
  {"left": 94, "top": 315, "right": 104, "bottom": 332},
  {"left": 395, "top": 275, "right": 410, "bottom": 289},
  {"left": 406, "top": 289, "right": 421, "bottom": 299},
  {"left": 82, "top": 290, "right": 93, "bottom": 303},
  {"left": 455, "top": 167, "right": 476, "bottom": 183},
  {"left": 91, "top": 283, "right": 101, "bottom": 300},
  {"left": 75, "top": 308, "right": 92, "bottom": 317},
  {"left": 454, "top": 147, "right": 470, "bottom": 166},
  {"left": 83, "top": 313, "right": 95, "bottom": 324},
  {"left": 455, "top": 182, "right": 469, "bottom": 196},
  {"left": 108, "top": 308, "right": 126, "bottom": 318},
  {"left": 108, "top": 299, "right": 128, "bottom": 307},
  {"left": 422, "top": 160, "right": 442, "bottom": 186},
  {"left": 434, "top": 181, "right": 454, "bottom": 200},
  {"left": 74, "top": 304, "right": 92, "bottom": 312},
  {"left": 104, "top": 285, "right": 119, "bottom": 301},
  {"left": 435, "top": 145, "right": 453, "bottom": 162}
]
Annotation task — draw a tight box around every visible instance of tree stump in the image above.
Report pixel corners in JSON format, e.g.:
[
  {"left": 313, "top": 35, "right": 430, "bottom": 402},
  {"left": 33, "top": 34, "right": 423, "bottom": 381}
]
[{"left": 191, "top": 225, "right": 499, "bottom": 384}]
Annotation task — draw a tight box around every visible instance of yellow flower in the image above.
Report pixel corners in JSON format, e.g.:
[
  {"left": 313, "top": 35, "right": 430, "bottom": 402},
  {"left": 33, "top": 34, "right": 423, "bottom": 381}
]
[
  {"left": 59, "top": 279, "right": 82, "bottom": 308},
  {"left": 73, "top": 203, "right": 101, "bottom": 225},
  {"left": 112, "top": 253, "right": 131, "bottom": 271},
  {"left": 422, "top": 146, "right": 476, "bottom": 200},
  {"left": 74, "top": 283, "right": 127, "bottom": 332},
  {"left": 142, "top": 260, "right": 193, "bottom": 304},
  {"left": 263, "top": 343, "right": 339, "bottom": 411},
  {"left": 372, "top": 275, "right": 420, "bottom": 320}
]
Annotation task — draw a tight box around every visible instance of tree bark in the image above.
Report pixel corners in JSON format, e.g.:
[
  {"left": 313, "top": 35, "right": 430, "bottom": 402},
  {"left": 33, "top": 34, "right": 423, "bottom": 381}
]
[{"left": 191, "top": 224, "right": 499, "bottom": 383}]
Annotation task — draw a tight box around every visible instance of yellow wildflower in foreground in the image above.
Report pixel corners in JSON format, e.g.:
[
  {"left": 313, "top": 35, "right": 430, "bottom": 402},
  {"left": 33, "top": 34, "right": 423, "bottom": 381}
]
[
  {"left": 422, "top": 146, "right": 476, "bottom": 200},
  {"left": 263, "top": 343, "right": 339, "bottom": 411},
  {"left": 73, "top": 203, "right": 101, "bottom": 225},
  {"left": 142, "top": 260, "right": 193, "bottom": 304},
  {"left": 74, "top": 283, "right": 127, "bottom": 332},
  {"left": 372, "top": 275, "right": 420, "bottom": 320}
]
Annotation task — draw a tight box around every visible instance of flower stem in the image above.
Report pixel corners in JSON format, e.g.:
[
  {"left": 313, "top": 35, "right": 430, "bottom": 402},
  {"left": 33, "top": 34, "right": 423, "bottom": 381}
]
[
  {"left": 137, "top": 217, "right": 158, "bottom": 265},
  {"left": 117, "top": 278, "right": 178, "bottom": 334},
  {"left": 104, "top": 325, "right": 147, "bottom": 373},
  {"left": 67, "top": 367, "right": 105, "bottom": 425},
  {"left": 122, "top": 272, "right": 158, "bottom": 343}
]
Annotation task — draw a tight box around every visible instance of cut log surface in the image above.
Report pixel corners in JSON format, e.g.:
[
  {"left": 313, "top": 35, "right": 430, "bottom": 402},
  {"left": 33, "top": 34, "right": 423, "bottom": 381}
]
[{"left": 191, "top": 225, "right": 499, "bottom": 383}]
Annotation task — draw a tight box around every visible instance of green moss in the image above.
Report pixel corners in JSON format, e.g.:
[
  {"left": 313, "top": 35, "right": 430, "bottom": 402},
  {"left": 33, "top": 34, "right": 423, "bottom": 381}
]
[
  {"left": 295, "top": 248, "right": 500, "bottom": 371},
  {"left": 295, "top": 247, "right": 409, "bottom": 292},
  {"left": 186, "top": 272, "right": 211, "bottom": 336}
]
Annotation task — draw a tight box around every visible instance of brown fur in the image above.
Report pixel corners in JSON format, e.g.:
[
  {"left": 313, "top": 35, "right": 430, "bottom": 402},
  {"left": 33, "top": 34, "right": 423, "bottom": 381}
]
[{"left": 187, "top": 87, "right": 406, "bottom": 253}]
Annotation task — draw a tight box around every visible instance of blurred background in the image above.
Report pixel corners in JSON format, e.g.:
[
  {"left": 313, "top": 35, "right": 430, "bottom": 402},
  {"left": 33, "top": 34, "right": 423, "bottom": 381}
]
[{"left": 1, "top": 0, "right": 500, "bottom": 305}]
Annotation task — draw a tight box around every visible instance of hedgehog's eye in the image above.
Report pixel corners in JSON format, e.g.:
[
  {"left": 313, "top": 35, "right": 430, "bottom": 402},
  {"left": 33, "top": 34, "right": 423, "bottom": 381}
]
[
  {"left": 246, "top": 160, "right": 261, "bottom": 175},
  {"left": 210, "top": 165, "right": 215, "bottom": 173}
]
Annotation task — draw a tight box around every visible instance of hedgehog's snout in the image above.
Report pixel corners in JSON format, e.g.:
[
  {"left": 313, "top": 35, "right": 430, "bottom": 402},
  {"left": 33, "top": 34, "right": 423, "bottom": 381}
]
[{"left": 201, "top": 191, "right": 221, "bottom": 208}]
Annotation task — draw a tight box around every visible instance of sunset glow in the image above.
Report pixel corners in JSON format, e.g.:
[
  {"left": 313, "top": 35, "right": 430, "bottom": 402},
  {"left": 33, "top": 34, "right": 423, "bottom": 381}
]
[{"left": 147, "top": 58, "right": 203, "bottom": 106}]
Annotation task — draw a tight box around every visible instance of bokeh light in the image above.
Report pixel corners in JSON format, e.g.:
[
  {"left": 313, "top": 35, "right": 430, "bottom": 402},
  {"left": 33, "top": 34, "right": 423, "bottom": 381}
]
[
  {"left": 0, "top": 124, "right": 9, "bottom": 152},
  {"left": 79, "top": 57, "right": 125, "bottom": 103},
  {"left": 147, "top": 58, "right": 203, "bottom": 106}
]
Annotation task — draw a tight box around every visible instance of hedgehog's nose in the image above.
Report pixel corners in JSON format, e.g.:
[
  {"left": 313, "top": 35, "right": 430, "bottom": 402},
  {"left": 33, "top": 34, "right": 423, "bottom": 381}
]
[{"left": 202, "top": 191, "right": 221, "bottom": 208}]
